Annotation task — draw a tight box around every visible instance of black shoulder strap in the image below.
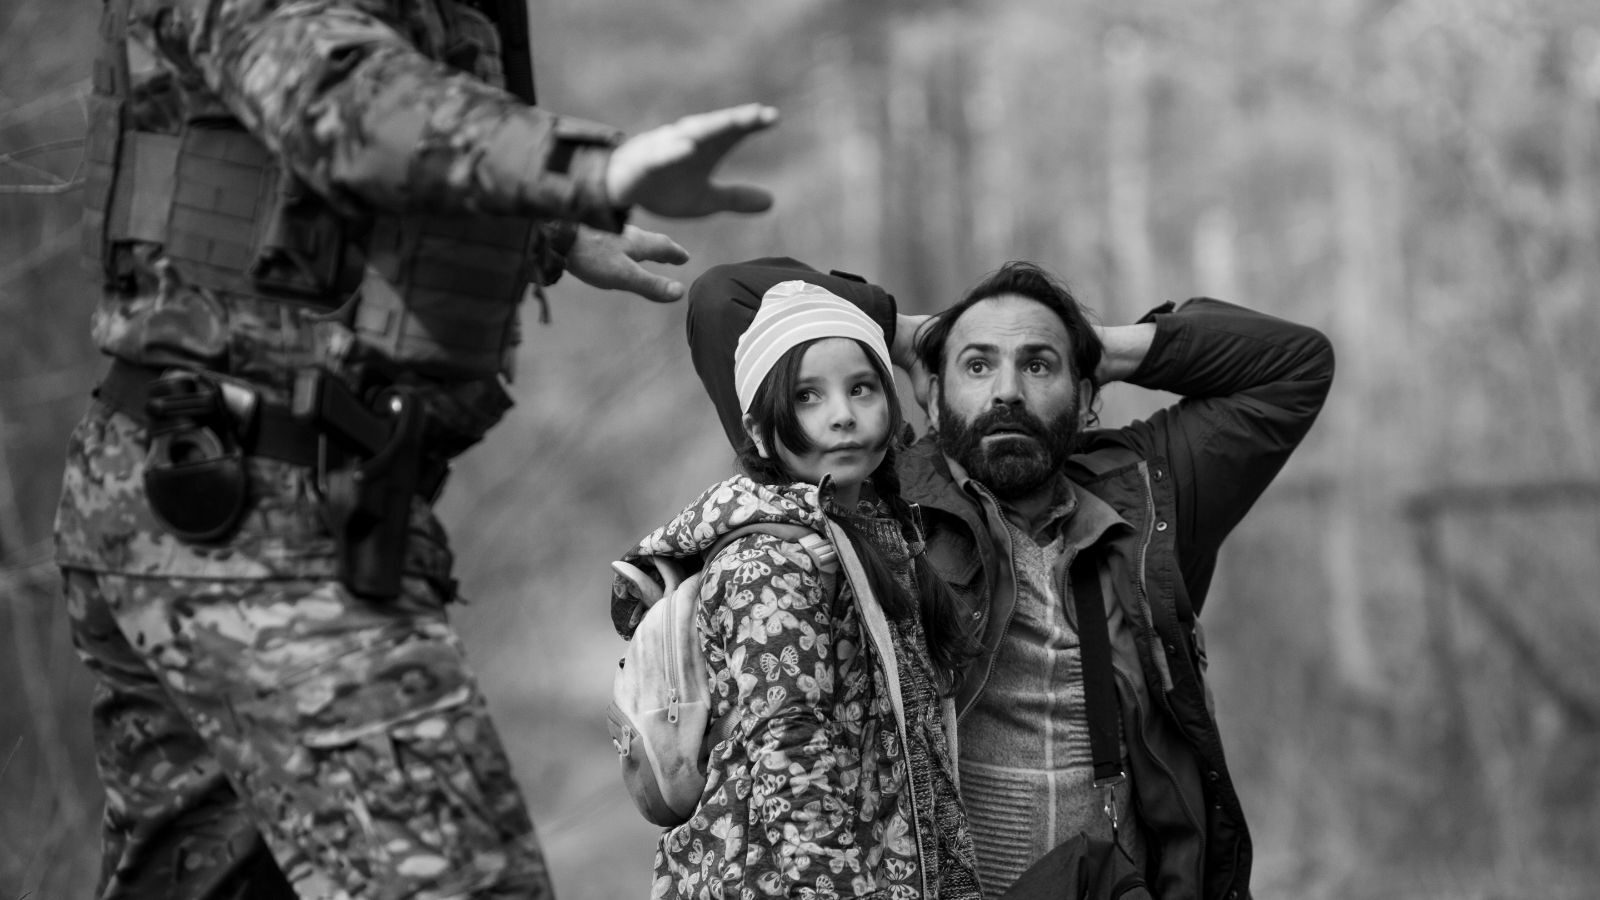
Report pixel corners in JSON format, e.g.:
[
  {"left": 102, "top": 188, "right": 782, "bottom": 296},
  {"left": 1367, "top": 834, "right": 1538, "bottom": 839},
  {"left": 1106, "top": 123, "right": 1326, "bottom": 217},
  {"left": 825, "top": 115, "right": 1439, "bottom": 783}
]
[
  {"left": 490, "top": 0, "right": 536, "bottom": 103},
  {"left": 1072, "top": 553, "right": 1125, "bottom": 787}
]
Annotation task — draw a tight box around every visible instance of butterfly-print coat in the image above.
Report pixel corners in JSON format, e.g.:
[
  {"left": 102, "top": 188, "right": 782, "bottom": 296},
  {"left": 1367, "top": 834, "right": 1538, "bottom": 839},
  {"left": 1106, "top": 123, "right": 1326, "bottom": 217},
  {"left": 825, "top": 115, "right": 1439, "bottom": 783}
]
[{"left": 611, "top": 476, "right": 946, "bottom": 900}]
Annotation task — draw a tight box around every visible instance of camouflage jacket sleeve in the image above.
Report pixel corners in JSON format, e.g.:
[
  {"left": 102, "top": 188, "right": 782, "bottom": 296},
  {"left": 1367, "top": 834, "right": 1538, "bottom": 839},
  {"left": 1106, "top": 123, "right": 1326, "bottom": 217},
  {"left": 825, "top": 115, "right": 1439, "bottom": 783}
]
[{"left": 139, "top": 0, "right": 626, "bottom": 228}]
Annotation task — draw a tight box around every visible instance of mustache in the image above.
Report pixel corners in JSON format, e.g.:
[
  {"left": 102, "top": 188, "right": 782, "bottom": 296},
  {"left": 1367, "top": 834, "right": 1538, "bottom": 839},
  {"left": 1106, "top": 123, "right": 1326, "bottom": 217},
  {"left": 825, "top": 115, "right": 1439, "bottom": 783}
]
[{"left": 970, "top": 405, "right": 1050, "bottom": 441}]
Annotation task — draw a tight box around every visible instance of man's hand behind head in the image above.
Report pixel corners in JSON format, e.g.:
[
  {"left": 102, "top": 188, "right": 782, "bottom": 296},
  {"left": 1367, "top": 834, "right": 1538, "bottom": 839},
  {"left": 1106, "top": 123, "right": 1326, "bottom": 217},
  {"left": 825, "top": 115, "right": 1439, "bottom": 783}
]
[{"left": 606, "top": 103, "right": 779, "bottom": 218}]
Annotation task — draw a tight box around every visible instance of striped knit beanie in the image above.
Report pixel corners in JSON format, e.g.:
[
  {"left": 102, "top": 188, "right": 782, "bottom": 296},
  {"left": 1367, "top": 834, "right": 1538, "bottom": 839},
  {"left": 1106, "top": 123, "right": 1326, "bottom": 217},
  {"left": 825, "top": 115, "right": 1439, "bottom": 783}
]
[{"left": 733, "top": 280, "right": 894, "bottom": 414}]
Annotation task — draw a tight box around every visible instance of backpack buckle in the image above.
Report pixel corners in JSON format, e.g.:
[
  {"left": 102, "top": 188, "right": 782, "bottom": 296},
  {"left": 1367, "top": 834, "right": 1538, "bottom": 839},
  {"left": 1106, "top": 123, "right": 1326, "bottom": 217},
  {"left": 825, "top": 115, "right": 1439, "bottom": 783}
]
[{"left": 1096, "top": 772, "right": 1127, "bottom": 834}]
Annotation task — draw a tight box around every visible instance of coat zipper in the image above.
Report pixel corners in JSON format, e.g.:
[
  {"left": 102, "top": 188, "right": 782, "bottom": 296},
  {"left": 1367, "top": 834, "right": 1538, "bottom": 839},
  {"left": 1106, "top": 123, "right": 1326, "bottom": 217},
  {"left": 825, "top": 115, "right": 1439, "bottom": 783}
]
[
  {"left": 960, "top": 480, "right": 1019, "bottom": 723},
  {"left": 1131, "top": 463, "right": 1174, "bottom": 697},
  {"left": 665, "top": 580, "right": 683, "bottom": 723}
]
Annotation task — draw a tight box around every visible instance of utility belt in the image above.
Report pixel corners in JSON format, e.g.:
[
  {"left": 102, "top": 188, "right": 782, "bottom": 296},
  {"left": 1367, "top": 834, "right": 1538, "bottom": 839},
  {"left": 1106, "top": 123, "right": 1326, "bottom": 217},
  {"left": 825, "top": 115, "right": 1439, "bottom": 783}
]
[{"left": 97, "top": 359, "right": 451, "bottom": 601}]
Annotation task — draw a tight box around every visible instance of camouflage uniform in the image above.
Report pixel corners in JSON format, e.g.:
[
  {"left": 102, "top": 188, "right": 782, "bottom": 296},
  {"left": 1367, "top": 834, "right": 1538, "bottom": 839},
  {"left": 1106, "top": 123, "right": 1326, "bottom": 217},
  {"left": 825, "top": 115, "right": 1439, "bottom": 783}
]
[{"left": 57, "top": 0, "right": 636, "bottom": 897}]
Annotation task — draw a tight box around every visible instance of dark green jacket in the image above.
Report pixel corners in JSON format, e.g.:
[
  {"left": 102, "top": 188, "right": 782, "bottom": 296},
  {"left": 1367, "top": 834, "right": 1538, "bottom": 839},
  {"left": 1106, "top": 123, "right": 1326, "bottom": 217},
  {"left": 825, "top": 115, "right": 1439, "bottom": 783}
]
[{"left": 899, "top": 298, "right": 1335, "bottom": 900}]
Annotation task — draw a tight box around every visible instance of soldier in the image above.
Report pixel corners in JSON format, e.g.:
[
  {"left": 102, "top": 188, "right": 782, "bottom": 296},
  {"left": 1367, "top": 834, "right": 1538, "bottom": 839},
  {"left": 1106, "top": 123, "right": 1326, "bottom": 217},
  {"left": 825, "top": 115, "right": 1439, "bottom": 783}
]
[{"left": 55, "top": 0, "right": 779, "bottom": 897}]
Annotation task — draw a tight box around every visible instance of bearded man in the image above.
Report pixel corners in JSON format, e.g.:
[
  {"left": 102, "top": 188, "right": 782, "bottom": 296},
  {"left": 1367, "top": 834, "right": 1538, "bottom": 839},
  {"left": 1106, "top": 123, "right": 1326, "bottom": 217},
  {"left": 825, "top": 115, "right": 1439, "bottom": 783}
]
[{"left": 897, "top": 261, "right": 1334, "bottom": 900}]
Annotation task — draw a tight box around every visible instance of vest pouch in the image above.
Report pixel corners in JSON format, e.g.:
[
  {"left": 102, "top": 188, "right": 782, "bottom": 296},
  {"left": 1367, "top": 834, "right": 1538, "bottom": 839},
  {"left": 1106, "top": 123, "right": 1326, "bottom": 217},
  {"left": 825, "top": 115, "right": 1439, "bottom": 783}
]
[
  {"left": 353, "top": 215, "right": 537, "bottom": 380},
  {"left": 246, "top": 164, "right": 360, "bottom": 300},
  {"left": 82, "top": 0, "right": 132, "bottom": 280},
  {"left": 80, "top": 93, "right": 125, "bottom": 279},
  {"left": 143, "top": 427, "right": 248, "bottom": 543}
]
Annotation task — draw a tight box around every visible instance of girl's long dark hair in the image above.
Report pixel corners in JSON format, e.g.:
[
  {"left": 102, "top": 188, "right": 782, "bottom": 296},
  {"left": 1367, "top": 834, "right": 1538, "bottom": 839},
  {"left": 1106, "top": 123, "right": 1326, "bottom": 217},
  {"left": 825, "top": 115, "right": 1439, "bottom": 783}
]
[{"left": 736, "top": 338, "right": 980, "bottom": 689}]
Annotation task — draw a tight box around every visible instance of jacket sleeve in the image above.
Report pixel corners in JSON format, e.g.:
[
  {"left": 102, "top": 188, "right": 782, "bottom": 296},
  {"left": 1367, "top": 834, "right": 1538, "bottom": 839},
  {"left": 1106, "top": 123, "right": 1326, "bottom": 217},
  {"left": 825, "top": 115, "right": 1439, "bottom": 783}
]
[
  {"left": 700, "top": 533, "right": 858, "bottom": 894},
  {"left": 140, "top": 0, "right": 625, "bottom": 226},
  {"left": 1109, "top": 298, "right": 1335, "bottom": 607}
]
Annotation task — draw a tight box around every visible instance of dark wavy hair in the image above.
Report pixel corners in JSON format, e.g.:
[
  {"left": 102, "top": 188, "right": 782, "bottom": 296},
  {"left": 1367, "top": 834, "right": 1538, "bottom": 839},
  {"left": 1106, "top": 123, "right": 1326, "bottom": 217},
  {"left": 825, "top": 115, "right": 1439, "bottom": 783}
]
[
  {"left": 915, "top": 260, "right": 1106, "bottom": 421},
  {"left": 736, "top": 338, "right": 980, "bottom": 688}
]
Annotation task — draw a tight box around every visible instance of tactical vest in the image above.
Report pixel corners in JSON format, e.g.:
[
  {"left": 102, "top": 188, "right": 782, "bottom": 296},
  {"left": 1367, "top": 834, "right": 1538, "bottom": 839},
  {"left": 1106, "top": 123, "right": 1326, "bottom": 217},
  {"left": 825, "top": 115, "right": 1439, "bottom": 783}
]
[{"left": 80, "top": 0, "right": 544, "bottom": 382}]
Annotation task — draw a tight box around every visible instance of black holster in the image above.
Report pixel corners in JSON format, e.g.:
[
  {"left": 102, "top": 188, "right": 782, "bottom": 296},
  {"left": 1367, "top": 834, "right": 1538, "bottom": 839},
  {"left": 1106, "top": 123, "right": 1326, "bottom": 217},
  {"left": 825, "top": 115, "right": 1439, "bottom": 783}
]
[{"left": 297, "top": 373, "right": 427, "bottom": 601}]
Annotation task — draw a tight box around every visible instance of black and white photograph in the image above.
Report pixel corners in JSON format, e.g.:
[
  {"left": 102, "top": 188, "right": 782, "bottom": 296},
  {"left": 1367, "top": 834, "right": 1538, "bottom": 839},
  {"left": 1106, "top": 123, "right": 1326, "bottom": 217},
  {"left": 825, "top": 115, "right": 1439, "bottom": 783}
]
[{"left": 3, "top": 1, "right": 1599, "bottom": 898}]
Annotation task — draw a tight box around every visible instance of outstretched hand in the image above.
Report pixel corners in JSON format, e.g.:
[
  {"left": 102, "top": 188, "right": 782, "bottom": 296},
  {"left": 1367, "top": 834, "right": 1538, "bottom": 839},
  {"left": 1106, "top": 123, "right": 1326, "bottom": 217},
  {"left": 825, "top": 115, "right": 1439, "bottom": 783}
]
[
  {"left": 564, "top": 225, "right": 691, "bottom": 303},
  {"left": 605, "top": 103, "right": 779, "bottom": 218}
]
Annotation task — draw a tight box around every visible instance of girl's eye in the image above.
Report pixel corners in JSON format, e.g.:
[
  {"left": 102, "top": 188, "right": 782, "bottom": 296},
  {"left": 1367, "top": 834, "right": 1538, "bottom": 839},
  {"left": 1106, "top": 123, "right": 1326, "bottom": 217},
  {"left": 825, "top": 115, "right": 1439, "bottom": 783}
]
[
  {"left": 850, "top": 382, "right": 878, "bottom": 397},
  {"left": 796, "top": 388, "right": 819, "bottom": 403}
]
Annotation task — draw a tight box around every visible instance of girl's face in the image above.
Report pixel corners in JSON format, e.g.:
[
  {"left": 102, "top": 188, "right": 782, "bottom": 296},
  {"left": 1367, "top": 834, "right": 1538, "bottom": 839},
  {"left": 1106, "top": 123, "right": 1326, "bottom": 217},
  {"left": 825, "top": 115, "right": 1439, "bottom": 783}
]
[{"left": 762, "top": 338, "right": 892, "bottom": 507}]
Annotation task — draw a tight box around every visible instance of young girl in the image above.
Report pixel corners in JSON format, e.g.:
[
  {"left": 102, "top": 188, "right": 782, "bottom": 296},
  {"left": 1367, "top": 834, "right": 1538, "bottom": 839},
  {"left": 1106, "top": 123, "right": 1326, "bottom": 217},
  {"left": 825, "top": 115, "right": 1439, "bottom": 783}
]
[{"left": 610, "top": 279, "right": 980, "bottom": 900}]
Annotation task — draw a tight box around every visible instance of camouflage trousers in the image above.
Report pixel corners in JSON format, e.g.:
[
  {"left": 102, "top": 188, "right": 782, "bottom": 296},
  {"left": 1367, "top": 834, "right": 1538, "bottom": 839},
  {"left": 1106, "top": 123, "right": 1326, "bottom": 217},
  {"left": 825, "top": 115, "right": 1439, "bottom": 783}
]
[{"left": 63, "top": 567, "right": 555, "bottom": 900}]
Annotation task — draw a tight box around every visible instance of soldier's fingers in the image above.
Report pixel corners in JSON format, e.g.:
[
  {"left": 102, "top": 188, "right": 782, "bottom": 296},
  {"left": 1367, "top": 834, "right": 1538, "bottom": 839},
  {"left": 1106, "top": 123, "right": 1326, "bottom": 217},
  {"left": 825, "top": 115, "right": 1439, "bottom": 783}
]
[
  {"left": 669, "top": 104, "right": 779, "bottom": 145},
  {"left": 624, "top": 271, "right": 685, "bottom": 304},
  {"left": 622, "top": 227, "right": 690, "bottom": 265},
  {"left": 701, "top": 183, "right": 774, "bottom": 215}
]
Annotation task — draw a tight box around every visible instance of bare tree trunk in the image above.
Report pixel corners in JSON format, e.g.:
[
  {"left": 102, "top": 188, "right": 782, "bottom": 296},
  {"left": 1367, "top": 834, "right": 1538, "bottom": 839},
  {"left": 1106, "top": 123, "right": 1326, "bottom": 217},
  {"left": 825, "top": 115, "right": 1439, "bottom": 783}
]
[
  {"left": 1104, "top": 25, "right": 1156, "bottom": 320},
  {"left": 1191, "top": 205, "right": 1241, "bottom": 302},
  {"left": 817, "top": 33, "right": 885, "bottom": 275},
  {"left": 943, "top": 21, "right": 979, "bottom": 296},
  {"left": 0, "top": 407, "right": 29, "bottom": 555},
  {"left": 1324, "top": 52, "right": 1394, "bottom": 697},
  {"left": 967, "top": 37, "right": 1013, "bottom": 276}
]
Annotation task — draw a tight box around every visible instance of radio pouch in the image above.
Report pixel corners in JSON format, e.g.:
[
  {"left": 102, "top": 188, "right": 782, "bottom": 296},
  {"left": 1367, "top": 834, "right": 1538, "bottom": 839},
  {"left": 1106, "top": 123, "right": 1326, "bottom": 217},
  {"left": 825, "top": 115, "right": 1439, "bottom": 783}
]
[{"left": 142, "top": 371, "right": 249, "bottom": 542}]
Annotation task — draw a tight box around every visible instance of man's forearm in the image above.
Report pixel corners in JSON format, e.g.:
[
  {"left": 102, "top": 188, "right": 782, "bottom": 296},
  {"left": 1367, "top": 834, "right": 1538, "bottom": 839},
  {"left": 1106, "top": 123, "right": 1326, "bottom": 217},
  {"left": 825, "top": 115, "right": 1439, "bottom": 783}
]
[
  {"left": 1125, "top": 298, "right": 1334, "bottom": 400},
  {"left": 180, "top": 2, "right": 624, "bottom": 223},
  {"left": 1094, "top": 323, "right": 1158, "bottom": 384},
  {"left": 893, "top": 313, "right": 928, "bottom": 370}
]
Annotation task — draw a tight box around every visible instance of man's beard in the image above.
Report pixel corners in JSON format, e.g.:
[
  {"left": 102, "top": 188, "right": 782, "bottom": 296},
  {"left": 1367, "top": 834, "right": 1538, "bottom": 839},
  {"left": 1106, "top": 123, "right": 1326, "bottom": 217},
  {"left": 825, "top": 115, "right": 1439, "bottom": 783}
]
[{"left": 935, "top": 395, "right": 1080, "bottom": 500}]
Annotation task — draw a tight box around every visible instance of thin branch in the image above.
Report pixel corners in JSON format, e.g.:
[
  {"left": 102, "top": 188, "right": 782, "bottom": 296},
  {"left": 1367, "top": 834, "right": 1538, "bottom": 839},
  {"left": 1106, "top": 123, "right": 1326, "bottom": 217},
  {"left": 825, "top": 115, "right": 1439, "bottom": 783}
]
[
  {"left": 0, "top": 152, "right": 68, "bottom": 184},
  {"left": 0, "top": 78, "right": 89, "bottom": 130},
  {"left": 1405, "top": 480, "right": 1600, "bottom": 521},
  {"left": 0, "top": 178, "right": 84, "bottom": 195},
  {"left": 0, "top": 137, "right": 87, "bottom": 196},
  {"left": 0, "top": 137, "right": 85, "bottom": 165},
  {"left": 0, "top": 735, "right": 20, "bottom": 782},
  {"left": 1442, "top": 555, "right": 1600, "bottom": 729}
]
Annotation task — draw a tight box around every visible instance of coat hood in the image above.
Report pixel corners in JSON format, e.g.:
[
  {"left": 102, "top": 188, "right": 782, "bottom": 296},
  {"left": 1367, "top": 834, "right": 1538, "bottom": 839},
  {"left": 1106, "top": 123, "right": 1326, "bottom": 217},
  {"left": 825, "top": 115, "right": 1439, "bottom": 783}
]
[{"left": 609, "top": 475, "right": 829, "bottom": 638}]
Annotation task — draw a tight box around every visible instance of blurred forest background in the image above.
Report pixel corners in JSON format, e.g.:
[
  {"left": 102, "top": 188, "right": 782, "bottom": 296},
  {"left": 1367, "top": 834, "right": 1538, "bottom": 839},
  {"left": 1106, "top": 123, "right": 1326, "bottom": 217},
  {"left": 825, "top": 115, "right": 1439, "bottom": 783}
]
[{"left": 5, "top": 0, "right": 1600, "bottom": 897}]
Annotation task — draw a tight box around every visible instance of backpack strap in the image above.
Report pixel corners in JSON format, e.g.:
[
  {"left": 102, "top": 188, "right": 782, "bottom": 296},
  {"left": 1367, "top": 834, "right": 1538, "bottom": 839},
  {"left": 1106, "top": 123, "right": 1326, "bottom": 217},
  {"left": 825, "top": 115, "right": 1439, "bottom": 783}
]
[
  {"left": 704, "top": 522, "right": 836, "bottom": 575},
  {"left": 1072, "top": 551, "right": 1127, "bottom": 839},
  {"left": 822, "top": 518, "right": 908, "bottom": 740},
  {"left": 699, "top": 521, "right": 838, "bottom": 752}
]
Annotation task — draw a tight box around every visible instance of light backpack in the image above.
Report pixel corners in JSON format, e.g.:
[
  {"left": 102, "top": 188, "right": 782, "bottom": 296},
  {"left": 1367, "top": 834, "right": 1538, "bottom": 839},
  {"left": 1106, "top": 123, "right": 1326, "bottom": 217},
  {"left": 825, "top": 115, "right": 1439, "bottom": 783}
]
[{"left": 606, "top": 519, "right": 909, "bottom": 828}]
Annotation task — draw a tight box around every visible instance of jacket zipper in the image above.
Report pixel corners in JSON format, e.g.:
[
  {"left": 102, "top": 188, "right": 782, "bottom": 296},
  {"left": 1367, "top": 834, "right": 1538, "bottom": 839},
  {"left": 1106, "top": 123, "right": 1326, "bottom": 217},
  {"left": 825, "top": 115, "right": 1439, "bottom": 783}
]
[
  {"left": 665, "top": 580, "right": 683, "bottom": 723},
  {"left": 960, "top": 480, "right": 1020, "bottom": 723},
  {"left": 838, "top": 535, "right": 931, "bottom": 898},
  {"left": 1131, "top": 463, "right": 1174, "bottom": 697}
]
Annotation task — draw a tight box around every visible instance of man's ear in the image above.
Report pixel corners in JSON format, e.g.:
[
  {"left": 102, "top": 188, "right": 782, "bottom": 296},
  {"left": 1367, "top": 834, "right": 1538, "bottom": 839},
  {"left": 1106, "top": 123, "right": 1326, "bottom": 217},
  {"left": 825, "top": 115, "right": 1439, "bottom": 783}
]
[
  {"left": 926, "top": 376, "right": 942, "bottom": 432},
  {"left": 741, "top": 413, "right": 768, "bottom": 458},
  {"left": 1077, "top": 377, "right": 1095, "bottom": 427}
]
